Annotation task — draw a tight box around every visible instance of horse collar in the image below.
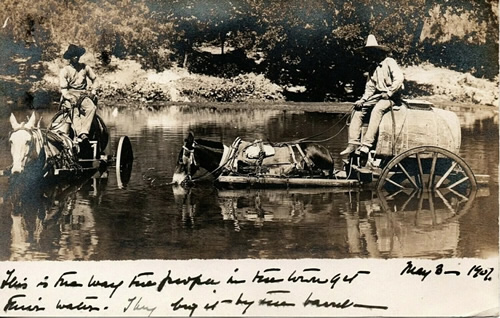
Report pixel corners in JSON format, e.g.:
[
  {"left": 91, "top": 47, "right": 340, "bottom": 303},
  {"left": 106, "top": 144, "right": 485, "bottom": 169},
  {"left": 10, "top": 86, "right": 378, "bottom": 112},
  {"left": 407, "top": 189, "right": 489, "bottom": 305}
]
[{"left": 183, "top": 144, "right": 197, "bottom": 167}]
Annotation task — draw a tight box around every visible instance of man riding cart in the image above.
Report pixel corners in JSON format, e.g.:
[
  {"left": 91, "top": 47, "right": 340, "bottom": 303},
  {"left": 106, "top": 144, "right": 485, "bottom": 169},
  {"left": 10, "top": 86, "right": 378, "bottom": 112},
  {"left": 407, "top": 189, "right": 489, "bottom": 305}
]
[
  {"left": 53, "top": 44, "right": 99, "bottom": 156},
  {"left": 340, "top": 34, "right": 405, "bottom": 156}
]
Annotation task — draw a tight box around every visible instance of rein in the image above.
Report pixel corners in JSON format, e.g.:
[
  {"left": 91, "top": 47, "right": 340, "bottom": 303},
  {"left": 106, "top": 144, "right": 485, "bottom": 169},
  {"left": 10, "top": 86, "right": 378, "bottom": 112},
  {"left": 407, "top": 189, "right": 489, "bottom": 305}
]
[{"left": 285, "top": 95, "right": 385, "bottom": 145}]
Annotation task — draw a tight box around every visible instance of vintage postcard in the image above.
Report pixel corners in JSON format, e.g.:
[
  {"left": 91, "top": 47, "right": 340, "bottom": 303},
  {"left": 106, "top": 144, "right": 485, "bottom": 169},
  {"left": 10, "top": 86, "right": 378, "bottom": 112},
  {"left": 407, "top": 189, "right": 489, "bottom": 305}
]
[{"left": 0, "top": 0, "right": 498, "bottom": 316}]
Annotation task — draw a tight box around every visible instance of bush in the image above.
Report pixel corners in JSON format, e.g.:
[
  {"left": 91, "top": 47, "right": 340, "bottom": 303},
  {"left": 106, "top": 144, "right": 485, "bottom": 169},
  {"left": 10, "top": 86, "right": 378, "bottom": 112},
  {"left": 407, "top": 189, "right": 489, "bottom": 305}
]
[
  {"left": 98, "top": 81, "right": 172, "bottom": 102},
  {"left": 178, "top": 73, "right": 284, "bottom": 102}
]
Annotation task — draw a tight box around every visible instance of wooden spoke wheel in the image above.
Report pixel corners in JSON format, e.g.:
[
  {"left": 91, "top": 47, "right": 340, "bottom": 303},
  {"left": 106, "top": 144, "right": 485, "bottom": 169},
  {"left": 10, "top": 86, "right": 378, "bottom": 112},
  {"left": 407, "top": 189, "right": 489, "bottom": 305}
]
[
  {"left": 376, "top": 146, "right": 477, "bottom": 197},
  {"left": 115, "top": 136, "right": 134, "bottom": 188}
]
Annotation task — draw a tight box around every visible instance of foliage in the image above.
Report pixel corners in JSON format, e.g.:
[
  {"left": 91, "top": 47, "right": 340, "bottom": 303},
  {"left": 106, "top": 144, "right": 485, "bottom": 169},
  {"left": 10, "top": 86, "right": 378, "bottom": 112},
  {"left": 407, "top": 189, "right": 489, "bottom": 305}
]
[
  {"left": 99, "top": 80, "right": 172, "bottom": 102},
  {"left": 0, "top": 0, "right": 175, "bottom": 69},
  {"left": 178, "top": 72, "right": 283, "bottom": 102},
  {"left": 1, "top": 0, "right": 498, "bottom": 102},
  {"left": 250, "top": 0, "right": 498, "bottom": 99},
  {"left": 150, "top": 0, "right": 260, "bottom": 71}
]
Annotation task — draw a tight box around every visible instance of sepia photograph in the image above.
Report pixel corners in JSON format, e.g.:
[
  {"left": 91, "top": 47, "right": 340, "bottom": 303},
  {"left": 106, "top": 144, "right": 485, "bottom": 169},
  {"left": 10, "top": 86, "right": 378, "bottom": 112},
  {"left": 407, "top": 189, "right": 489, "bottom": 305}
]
[{"left": 0, "top": 0, "right": 498, "bottom": 316}]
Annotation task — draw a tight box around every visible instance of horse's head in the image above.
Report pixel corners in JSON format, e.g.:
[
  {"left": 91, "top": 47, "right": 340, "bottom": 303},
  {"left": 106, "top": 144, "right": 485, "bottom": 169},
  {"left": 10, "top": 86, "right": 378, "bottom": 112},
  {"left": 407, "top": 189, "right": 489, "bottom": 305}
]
[
  {"left": 172, "top": 132, "right": 226, "bottom": 187},
  {"left": 173, "top": 132, "right": 198, "bottom": 187},
  {"left": 9, "top": 112, "right": 41, "bottom": 175}
]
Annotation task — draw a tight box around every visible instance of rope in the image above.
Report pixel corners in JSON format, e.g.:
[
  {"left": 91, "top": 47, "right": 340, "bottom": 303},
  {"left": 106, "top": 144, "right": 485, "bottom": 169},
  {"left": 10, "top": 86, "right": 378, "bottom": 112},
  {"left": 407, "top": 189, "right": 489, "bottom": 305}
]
[
  {"left": 390, "top": 105, "right": 396, "bottom": 155},
  {"left": 284, "top": 108, "right": 353, "bottom": 145},
  {"left": 277, "top": 94, "right": 382, "bottom": 146},
  {"left": 392, "top": 108, "right": 409, "bottom": 151}
]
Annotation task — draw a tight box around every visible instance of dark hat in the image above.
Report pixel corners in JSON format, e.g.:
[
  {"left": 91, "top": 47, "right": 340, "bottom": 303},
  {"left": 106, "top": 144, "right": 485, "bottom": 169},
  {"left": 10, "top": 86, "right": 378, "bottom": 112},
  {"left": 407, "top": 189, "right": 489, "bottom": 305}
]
[
  {"left": 356, "top": 34, "right": 390, "bottom": 52},
  {"left": 63, "top": 44, "right": 86, "bottom": 59}
]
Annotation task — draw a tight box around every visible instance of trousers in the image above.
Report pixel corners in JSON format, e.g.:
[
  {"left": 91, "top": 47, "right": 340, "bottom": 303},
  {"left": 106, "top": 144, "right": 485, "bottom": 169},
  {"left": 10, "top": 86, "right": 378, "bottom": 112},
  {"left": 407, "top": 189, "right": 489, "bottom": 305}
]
[
  {"left": 348, "top": 99, "right": 394, "bottom": 147},
  {"left": 61, "top": 96, "right": 96, "bottom": 137},
  {"left": 73, "top": 97, "right": 96, "bottom": 136}
]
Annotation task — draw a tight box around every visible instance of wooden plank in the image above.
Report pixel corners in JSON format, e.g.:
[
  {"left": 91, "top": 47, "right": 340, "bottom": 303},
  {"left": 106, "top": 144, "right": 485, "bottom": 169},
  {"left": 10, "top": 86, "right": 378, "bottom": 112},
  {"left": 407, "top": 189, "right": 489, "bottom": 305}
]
[
  {"left": 54, "top": 166, "right": 99, "bottom": 175},
  {"left": 475, "top": 174, "right": 490, "bottom": 186},
  {"left": 217, "top": 175, "right": 359, "bottom": 187},
  {"left": 218, "top": 187, "right": 358, "bottom": 197}
]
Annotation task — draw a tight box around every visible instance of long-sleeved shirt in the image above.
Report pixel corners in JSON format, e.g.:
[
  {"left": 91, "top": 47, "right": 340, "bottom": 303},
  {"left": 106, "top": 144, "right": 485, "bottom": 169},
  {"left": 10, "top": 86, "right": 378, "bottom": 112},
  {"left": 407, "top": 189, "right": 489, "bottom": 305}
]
[
  {"left": 361, "top": 57, "right": 404, "bottom": 101},
  {"left": 60, "top": 63, "right": 96, "bottom": 90},
  {"left": 59, "top": 63, "right": 97, "bottom": 106}
]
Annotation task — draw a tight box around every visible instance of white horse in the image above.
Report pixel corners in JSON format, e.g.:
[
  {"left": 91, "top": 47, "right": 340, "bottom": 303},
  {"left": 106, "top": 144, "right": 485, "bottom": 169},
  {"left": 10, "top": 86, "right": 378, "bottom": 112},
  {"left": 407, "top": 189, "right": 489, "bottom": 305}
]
[
  {"left": 9, "top": 112, "right": 45, "bottom": 175},
  {"left": 9, "top": 112, "right": 76, "bottom": 177}
]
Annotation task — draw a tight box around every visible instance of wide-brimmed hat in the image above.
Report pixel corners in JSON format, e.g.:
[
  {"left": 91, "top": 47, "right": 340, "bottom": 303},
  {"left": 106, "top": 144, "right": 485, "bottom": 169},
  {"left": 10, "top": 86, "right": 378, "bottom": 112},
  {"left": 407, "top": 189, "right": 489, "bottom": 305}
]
[
  {"left": 357, "top": 34, "right": 390, "bottom": 52},
  {"left": 63, "top": 44, "right": 86, "bottom": 59}
]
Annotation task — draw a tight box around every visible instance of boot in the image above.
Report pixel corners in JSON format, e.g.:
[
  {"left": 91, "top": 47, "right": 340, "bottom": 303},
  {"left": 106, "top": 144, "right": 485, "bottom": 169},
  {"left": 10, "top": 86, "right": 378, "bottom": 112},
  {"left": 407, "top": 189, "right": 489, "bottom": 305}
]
[
  {"left": 358, "top": 145, "right": 370, "bottom": 154},
  {"left": 340, "top": 144, "right": 357, "bottom": 156}
]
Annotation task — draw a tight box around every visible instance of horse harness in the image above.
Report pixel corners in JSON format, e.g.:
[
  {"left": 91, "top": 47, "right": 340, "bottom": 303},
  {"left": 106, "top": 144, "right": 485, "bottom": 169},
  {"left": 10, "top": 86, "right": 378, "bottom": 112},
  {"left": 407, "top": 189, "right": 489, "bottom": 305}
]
[
  {"left": 182, "top": 144, "right": 197, "bottom": 167},
  {"left": 183, "top": 136, "right": 318, "bottom": 179},
  {"left": 10, "top": 126, "right": 79, "bottom": 173}
]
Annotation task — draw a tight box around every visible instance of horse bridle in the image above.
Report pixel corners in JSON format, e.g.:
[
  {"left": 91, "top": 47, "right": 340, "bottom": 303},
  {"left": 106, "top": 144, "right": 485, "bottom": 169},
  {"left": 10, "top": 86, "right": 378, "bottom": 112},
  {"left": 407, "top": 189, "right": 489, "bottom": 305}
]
[{"left": 181, "top": 142, "right": 198, "bottom": 168}]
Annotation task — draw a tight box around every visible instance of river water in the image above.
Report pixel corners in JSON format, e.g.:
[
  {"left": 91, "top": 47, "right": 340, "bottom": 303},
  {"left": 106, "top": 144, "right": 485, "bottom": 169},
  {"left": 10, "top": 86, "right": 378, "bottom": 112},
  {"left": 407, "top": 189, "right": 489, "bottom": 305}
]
[{"left": 0, "top": 103, "right": 497, "bottom": 261}]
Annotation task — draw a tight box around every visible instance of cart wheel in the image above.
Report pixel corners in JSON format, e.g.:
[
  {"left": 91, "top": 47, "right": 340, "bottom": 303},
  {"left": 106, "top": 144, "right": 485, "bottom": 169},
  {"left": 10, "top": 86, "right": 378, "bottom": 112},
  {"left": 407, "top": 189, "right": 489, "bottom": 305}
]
[
  {"left": 376, "top": 187, "right": 477, "bottom": 229},
  {"left": 116, "top": 136, "right": 133, "bottom": 188},
  {"left": 376, "top": 146, "right": 477, "bottom": 196}
]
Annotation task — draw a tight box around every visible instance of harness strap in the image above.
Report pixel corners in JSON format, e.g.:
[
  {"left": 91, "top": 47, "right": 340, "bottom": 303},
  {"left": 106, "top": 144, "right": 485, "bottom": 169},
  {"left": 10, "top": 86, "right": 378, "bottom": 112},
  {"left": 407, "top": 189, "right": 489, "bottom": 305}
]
[
  {"left": 228, "top": 137, "right": 242, "bottom": 172},
  {"left": 295, "top": 144, "right": 314, "bottom": 169},
  {"left": 29, "top": 129, "right": 43, "bottom": 162},
  {"left": 219, "top": 145, "right": 230, "bottom": 168},
  {"left": 257, "top": 141, "right": 265, "bottom": 165},
  {"left": 43, "top": 129, "right": 81, "bottom": 171},
  {"left": 183, "top": 145, "right": 197, "bottom": 167},
  {"left": 287, "top": 144, "right": 298, "bottom": 168}
]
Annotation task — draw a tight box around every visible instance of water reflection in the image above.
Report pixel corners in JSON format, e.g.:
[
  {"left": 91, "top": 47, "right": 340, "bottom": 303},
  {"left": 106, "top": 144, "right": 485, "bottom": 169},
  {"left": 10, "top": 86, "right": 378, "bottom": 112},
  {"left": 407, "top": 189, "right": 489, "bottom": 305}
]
[
  {"left": 348, "top": 190, "right": 475, "bottom": 258},
  {"left": 3, "top": 176, "right": 104, "bottom": 261},
  {"left": 218, "top": 188, "right": 340, "bottom": 227},
  {"left": 172, "top": 186, "right": 479, "bottom": 259}
]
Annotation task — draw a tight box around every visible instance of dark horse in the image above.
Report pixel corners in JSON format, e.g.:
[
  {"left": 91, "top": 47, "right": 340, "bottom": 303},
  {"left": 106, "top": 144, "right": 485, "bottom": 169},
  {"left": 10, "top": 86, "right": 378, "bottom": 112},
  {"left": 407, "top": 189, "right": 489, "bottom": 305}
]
[{"left": 173, "top": 132, "right": 334, "bottom": 187}]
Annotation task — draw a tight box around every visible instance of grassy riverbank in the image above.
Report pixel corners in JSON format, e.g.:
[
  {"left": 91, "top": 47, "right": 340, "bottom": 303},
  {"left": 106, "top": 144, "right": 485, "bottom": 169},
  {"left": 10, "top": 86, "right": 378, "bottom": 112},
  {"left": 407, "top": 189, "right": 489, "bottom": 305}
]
[{"left": 11, "top": 55, "right": 500, "bottom": 109}]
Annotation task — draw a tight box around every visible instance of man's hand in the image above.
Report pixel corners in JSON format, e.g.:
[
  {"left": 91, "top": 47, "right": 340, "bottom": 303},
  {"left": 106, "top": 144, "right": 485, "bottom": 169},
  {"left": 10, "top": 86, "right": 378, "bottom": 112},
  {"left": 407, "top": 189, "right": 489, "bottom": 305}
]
[
  {"left": 66, "top": 94, "right": 78, "bottom": 104},
  {"left": 381, "top": 92, "right": 389, "bottom": 99},
  {"left": 62, "top": 90, "right": 77, "bottom": 104},
  {"left": 354, "top": 99, "right": 365, "bottom": 110}
]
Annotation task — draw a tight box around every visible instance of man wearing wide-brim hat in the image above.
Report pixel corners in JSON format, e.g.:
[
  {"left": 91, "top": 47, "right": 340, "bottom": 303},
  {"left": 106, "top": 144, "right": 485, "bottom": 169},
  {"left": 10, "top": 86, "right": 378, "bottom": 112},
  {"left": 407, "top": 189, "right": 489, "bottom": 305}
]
[
  {"left": 340, "top": 34, "right": 405, "bottom": 156},
  {"left": 59, "top": 44, "right": 98, "bottom": 148}
]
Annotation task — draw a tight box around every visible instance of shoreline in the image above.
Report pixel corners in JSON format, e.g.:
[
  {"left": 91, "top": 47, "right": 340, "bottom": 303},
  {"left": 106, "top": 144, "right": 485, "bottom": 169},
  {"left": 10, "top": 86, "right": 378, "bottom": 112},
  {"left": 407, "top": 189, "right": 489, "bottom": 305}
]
[{"left": 101, "top": 100, "right": 499, "bottom": 114}]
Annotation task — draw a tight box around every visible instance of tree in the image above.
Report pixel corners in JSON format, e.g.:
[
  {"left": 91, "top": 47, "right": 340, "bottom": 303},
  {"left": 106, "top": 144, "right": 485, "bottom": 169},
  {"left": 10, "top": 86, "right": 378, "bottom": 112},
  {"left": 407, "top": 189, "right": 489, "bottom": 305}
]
[
  {"left": 0, "top": 0, "right": 175, "bottom": 68},
  {"left": 153, "top": 0, "right": 260, "bottom": 71}
]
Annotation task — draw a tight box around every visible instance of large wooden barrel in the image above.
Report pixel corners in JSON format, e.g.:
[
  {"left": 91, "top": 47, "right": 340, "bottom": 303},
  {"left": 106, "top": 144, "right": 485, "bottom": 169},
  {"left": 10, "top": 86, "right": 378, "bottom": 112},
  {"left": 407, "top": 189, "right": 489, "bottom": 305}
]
[{"left": 376, "top": 104, "right": 461, "bottom": 157}]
